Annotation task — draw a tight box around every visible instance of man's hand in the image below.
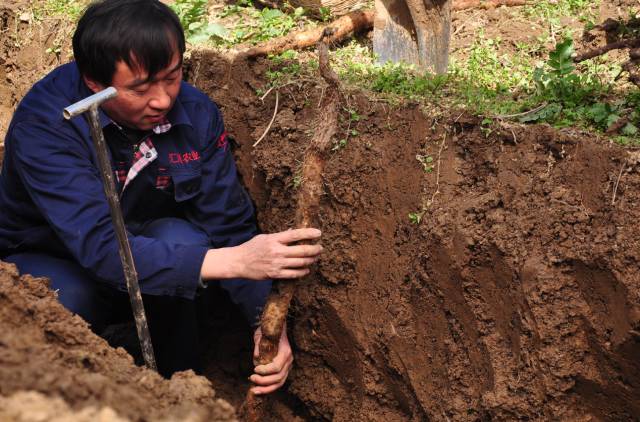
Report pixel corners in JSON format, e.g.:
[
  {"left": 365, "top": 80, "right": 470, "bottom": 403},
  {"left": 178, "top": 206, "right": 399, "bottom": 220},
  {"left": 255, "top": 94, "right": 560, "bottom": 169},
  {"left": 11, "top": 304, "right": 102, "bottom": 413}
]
[
  {"left": 234, "top": 228, "right": 322, "bottom": 280},
  {"left": 249, "top": 323, "right": 293, "bottom": 395},
  {"left": 200, "top": 228, "right": 322, "bottom": 283}
]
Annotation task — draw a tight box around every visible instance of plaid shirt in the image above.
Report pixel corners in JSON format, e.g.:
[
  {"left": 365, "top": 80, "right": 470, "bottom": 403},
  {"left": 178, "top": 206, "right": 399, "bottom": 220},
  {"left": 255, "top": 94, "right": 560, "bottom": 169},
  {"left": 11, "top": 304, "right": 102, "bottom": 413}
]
[{"left": 111, "top": 120, "right": 170, "bottom": 195}]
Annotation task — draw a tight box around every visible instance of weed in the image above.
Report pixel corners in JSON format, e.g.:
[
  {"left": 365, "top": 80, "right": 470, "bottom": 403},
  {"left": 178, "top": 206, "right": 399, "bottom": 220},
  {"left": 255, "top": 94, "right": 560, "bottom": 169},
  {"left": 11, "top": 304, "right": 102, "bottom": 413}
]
[
  {"left": 523, "top": 0, "right": 600, "bottom": 36},
  {"left": 292, "top": 173, "right": 303, "bottom": 189},
  {"left": 45, "top": 43, "right": 62, "bottom": 57},
  {"left": 40, "top": 0, "right": 86, "bottom": 20},
  {"left": 408, "top": 211, "right": 424, "bottom": 225},
  {"left": 332, "top": 139, "right": 348, "bottom": 151},
  {"left": 416, "top": 154, "right": 434, "bottom": 173},
  {"left": 319, "top": 7, "right": 332, "bottom": 22},
  {"left": 170, "top": 0, "right": 228, "bottom": 43},
  {"left": 222, "top": 6, "right": 309, "bottom": 45}
]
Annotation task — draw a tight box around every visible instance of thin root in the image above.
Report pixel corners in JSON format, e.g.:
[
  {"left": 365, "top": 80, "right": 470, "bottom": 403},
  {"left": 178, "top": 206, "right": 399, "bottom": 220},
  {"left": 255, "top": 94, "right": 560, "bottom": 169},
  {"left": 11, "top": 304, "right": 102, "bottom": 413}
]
[
  {"left": 611, "top": 163, "right": 625, "bottom": 206},
  {"left": 253, "top": 90, "right": 279, "bottom": 148}
]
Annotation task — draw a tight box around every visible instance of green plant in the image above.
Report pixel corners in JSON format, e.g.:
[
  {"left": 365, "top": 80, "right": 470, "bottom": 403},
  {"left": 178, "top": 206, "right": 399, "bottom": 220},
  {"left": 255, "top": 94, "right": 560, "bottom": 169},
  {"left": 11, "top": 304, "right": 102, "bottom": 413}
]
[
  {"left": 332, "top": 139, "right": 348, "bottom": 151},
  {"left": 533, "top": 38, "right": 583, "bottom": 101},
  {"left": 41, "top": 0, "right": 86, "bottom": 19},
  {"left": 170, "top": 0, "right": 228, "bottom": 43},
  {"left": 319, "top": 7, "right": 332, "bottom": 22},
  {"left": 227, "top": 6, "right": 308, "bottom": 45},
  {"left": 45, "top": 43, "right": 62, "bottom": 57},
  {"left": 408, "top": 211, "right": 424, "bottom": 225},
  {"left": 292, "top": 173, "right": 303, "bottom": 189},
  {"left": 416, "top": 154, "right": 434, "bottom": 173}
]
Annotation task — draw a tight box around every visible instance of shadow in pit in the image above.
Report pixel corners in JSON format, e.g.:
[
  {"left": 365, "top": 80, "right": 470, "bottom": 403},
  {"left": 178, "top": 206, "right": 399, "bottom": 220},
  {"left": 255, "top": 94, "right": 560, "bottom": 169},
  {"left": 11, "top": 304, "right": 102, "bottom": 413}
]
[{"left": 572, "top": 328, "right": 640, "bottom": 421}]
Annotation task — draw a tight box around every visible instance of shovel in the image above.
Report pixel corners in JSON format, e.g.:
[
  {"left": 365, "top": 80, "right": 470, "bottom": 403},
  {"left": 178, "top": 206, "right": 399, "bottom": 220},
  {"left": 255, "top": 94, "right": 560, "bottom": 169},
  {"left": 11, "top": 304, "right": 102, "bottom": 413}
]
[{"left": 373, "top": 0, "right": 452, "bottom": 73}]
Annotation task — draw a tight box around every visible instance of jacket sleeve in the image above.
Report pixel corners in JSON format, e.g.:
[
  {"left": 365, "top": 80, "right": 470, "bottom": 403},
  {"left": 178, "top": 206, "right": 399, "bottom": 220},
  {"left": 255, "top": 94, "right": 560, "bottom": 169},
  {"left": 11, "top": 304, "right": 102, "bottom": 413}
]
[
  {"left": 184, "top": 101, "right": 271, "bottom": 326},
  {"left": 11, "top": 119, "right": 207, "bottom": 300}
]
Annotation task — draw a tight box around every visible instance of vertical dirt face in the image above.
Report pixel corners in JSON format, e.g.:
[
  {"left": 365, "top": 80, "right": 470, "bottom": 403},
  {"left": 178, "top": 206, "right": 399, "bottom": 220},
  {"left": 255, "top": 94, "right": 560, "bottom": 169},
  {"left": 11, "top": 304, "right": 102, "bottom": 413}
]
[
  {"left": 192, "top": 51, "right": 640, "bottom": 421},
  {"left": 0, "top": 3, "right": 74, "bottom": 142}
]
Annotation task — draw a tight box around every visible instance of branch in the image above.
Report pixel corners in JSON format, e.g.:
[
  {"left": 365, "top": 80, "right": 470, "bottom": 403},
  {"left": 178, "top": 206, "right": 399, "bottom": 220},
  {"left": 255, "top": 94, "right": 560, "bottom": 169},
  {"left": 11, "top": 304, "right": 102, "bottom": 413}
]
[
  {"left": 453, "top": 0, "right": 528, "bottom": 11},
  {"left": 574, "top": 36, "right": 640, "bottom": 62},
  {"left": 236, "top": 10, "right": 374, "bottom": 59}
]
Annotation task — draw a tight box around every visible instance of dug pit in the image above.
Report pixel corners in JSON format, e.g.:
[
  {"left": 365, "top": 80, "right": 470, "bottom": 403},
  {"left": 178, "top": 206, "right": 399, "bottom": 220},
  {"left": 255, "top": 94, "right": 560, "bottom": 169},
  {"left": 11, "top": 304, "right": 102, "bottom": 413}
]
[{"left": 1, "top": 3, "right": 640, "bottom": 421}]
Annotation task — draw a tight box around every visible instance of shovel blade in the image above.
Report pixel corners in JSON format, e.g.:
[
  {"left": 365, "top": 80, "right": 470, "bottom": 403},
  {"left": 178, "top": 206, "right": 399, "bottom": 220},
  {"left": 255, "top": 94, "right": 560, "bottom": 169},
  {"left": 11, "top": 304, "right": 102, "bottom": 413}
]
[
  {"left": 373, "top": 0, "right": 451, "bottom": 73},
  {"left": 373, "top": 0, "right": 420, "bottom": 66}
]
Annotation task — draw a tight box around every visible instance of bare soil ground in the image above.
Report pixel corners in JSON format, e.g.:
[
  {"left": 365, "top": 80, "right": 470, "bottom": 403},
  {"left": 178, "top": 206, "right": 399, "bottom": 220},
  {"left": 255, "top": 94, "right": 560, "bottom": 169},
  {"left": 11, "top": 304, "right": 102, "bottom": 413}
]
[{"left": 1, "top": 1, "right": 640, "bottom": 421}]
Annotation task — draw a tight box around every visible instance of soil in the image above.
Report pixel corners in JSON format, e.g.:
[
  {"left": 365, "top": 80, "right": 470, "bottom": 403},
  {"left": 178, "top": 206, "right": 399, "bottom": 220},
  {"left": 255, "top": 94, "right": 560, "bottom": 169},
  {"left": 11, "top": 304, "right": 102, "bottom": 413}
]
[
  {"left": 0, "top": 261, "right": 237, "bottom": 421},
  {"left": 2, "top": 1, "right": 640, "bottom": 421}
]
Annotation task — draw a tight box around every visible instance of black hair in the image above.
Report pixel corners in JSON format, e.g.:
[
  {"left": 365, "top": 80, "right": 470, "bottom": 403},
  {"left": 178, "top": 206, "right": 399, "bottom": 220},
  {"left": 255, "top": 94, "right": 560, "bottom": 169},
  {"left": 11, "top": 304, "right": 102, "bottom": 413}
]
[{"left": 72, "top": 0, "right": 186, "bottom": 86}]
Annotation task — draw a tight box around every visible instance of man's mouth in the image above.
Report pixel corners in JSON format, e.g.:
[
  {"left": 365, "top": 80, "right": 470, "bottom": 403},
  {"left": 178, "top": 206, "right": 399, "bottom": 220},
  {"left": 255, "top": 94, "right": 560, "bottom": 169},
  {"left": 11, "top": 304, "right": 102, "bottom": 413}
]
[{"left": 147, "top": 114, "right": 166, "bottom": 123}]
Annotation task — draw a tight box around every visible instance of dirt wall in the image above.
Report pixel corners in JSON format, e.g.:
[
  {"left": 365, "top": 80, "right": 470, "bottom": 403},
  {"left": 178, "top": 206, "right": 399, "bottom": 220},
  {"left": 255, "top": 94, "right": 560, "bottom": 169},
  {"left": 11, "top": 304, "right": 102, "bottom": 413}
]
[
  {"left": 192, "top": 50, "right": 640, "bottom": 421},
  {"left": 0, "top": 2, "right": 74, "bottom": 142}
]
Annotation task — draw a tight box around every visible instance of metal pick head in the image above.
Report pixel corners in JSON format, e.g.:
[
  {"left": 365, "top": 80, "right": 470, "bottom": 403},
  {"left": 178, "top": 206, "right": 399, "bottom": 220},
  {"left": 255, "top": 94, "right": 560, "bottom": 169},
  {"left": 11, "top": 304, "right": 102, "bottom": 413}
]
[{"left": 63, "top": 87, "right": 118, "bottom": 120}]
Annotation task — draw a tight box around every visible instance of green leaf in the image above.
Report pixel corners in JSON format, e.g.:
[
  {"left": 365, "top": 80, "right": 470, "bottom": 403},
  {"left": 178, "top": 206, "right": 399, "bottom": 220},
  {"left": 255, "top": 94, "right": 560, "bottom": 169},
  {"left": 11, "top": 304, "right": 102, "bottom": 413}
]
[
  {"left": 622, "top": 123, "right": 638, "bottom": 136},
  {"left": 205, "top": 23, "right": 229, "bottom": 39},
  {"left": 548, "top": 38, "right": 575, "bottom": 76},
  {"left": 187, "top": 32, "right": 210, "bottom": 44},
  {"left": 605, "top": 113, "right": 620, "bottom": 129},
  {"left": 261, "top": 8, "right": 283, "bottom": 20}
]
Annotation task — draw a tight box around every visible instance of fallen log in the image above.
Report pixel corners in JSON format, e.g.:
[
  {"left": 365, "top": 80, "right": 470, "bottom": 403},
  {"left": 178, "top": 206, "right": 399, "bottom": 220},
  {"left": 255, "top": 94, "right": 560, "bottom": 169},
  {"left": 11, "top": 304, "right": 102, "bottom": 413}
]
[
  {"left": 237, "top": 10, "right": 374, "bottom": 58},
  {"left": 240, "top": 37, "right": 341, "bottom": 422}
]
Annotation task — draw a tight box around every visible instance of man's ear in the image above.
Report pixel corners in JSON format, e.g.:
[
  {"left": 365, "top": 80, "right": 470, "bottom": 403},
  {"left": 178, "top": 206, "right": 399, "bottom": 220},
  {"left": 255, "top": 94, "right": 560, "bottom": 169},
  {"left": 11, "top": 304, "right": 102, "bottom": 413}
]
[{"left": 83, "top": 76, "right": 104, "bottom": 94}]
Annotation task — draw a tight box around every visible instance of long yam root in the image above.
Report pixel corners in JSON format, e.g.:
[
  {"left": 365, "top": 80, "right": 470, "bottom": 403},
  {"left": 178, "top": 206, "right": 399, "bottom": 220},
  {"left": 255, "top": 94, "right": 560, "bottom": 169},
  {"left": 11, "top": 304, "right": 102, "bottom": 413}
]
[{"left": 240, "top": 40, "right": 341, "bottom": 422}]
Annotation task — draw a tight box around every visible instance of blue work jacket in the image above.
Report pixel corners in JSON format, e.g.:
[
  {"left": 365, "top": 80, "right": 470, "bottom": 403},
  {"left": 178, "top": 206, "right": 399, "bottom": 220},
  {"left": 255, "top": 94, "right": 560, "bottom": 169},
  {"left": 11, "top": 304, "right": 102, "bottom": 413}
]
[{"left": 0, "top": 62, "right": 268, "bottom": 312}]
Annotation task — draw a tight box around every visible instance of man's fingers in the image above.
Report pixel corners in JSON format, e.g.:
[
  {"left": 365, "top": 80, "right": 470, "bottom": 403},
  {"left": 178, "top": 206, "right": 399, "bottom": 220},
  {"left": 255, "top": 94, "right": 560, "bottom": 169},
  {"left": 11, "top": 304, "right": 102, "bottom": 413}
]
[
  {"left": 276, "top": 228, "right": 321, "bottom": 244},
  {"left": 254, "top": 357, "right": 287, "bottom": 376},
  {"left": 282, "top": 257, "right": 317, "bottom": 268},
  {"left": 249, "top": 371, "right": 287, "bottom": 387},
  {"left": 276, "top": 268, "right": 310, "bottom": 279},
  {"left": 283, "top": 244, "right": 323, "bottom": 258},
  {"left": 251, "top": 379, "right": 286, "bottom": 396}
]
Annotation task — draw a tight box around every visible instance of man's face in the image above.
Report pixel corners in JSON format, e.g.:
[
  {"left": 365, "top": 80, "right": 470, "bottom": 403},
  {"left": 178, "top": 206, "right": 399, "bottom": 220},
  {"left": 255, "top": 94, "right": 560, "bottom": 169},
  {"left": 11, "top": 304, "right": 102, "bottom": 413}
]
[{"left": 85, "top": 52, "right": 182, "bottom": 130}]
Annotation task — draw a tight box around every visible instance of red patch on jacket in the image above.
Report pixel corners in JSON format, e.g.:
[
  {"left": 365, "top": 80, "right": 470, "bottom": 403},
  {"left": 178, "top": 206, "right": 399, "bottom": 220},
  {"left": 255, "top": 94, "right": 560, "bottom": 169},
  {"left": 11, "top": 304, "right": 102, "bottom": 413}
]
[{"left": 216, "top": 131, "right": 228, "bottom": 151}]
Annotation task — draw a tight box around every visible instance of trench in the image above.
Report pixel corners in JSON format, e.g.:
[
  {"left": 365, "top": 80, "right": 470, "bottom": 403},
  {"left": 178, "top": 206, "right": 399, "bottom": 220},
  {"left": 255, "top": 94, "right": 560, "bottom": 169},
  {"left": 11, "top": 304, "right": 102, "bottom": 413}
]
[{"left": 1, "top": 5, "right": 640, "bottom": 420}]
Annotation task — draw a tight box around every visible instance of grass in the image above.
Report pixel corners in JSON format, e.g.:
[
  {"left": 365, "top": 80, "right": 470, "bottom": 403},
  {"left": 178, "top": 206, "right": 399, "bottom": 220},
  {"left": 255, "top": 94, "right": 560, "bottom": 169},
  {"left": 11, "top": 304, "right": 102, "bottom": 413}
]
[
  {"left": 171, "top": 0, "right": 312, "bottom": 46},
  {"left": 255, "top": 0, "right": 639, "bottom": 144},
  {"left": 32, "top": 0, "right": 639, "bottom": 144},
  {"left": 38, "top": 0, "right": 87, "bottom": 20}
]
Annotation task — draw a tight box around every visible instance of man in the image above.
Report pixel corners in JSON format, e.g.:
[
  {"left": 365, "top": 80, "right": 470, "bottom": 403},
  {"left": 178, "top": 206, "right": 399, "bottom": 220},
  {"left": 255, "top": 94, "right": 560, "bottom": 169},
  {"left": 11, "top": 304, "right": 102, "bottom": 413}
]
[{"left": 0, "top": 0, "right": 322, "bottom": 394}]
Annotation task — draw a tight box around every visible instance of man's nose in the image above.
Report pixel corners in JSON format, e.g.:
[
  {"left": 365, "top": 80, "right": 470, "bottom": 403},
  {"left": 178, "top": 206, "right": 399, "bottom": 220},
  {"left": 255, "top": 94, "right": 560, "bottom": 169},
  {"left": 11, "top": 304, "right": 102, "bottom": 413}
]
[{"left": 148, "top": 85, "right": 171, "bottom": 110}]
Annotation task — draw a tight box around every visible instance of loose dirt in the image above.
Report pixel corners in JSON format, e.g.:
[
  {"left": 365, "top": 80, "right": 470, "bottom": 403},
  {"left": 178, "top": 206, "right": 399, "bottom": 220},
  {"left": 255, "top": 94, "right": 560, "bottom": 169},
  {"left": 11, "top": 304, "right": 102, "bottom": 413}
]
[
  {"left": 1, "top": 1, "right": 640, "bottom": 421},
  {"left": 0, "top": 261, "right": 236, "bottom": 421}
]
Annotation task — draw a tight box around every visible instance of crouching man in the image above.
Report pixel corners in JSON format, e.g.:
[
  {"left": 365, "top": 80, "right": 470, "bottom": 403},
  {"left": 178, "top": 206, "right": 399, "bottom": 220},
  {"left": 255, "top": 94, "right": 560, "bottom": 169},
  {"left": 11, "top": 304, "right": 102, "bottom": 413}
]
[{"left": 0, "top": 0, "right": 322, "bottom": 393}]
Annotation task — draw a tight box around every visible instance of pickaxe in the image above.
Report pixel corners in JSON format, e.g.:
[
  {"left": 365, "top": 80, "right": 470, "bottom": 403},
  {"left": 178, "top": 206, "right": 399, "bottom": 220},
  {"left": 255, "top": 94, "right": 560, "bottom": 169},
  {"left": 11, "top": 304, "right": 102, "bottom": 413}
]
[{"left": 63, "top": 88, "right": 157, "bottom": 371}]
